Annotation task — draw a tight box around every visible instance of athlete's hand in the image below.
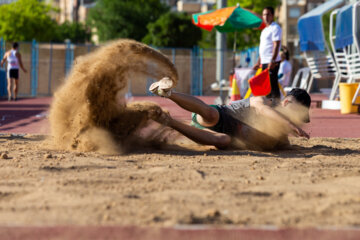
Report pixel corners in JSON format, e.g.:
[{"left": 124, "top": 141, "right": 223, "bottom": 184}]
[
  {"left": 252, "top": 63, "right": 260, "bottom": 70},
  {"left": 293, "top": 126, "right": 310, "bottom": 139}
]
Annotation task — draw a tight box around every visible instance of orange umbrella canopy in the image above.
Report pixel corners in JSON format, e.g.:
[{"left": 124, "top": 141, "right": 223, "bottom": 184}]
[{"left": 192, "top": 6, "right": 265, "bottom": 32}]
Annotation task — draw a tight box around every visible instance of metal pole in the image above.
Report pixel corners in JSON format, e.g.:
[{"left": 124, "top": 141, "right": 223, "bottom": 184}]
[
  {"left": 0, "top": 38, "right": 5, "bottom": 97},
  {"left": 0, "top": 38, "right": 4, "bottom": 67},
  {"left": 65, "top": 39, "right": 74, "bottom": 75},
  {"left": 172, "top": 48, "right": 176, "bottom": 64},
  {"left": 233, "top": 31, "right": 237, "bottom": 69},
  {"left": 216, "top": 0, "right": 227, "bottom": 101},
  {"left": 191, "top": 46, "right": 196, "bottom": 95},
  {"left": 48, "top": 43, "right": 53, "bottom": 95},
  {"left": 31, "top": 39, "right": 38, "bottom": 97},
  {"left": 216, "top": 33, "right": 226, "bottom": 82},
  {"left": 199, "top": 48, "right": 203, "bottom": 96}
]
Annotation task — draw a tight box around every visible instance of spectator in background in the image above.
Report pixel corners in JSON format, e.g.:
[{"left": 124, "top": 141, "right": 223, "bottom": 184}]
[
  {"left": 278, "top": 47, "right": 292, "bottom": 87},
  {"left": 253, "top": 6, "right": 282, "bottom": 101},
  {"left": 1, "top": 42, "right": 27, "bottom": 101}
]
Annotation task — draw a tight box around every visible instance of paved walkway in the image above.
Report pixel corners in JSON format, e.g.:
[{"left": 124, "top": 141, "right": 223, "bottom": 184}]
[{"left": 1, "top": 95, "right": 359, "bottom": 138}]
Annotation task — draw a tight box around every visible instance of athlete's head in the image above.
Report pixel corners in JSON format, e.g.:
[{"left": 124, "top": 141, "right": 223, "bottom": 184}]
[
  {"left": 12, "top": 42, "right": 19, "bottom": 49},
  {"left": 282, "top": 88, "right": 311, "bottom": 122}
]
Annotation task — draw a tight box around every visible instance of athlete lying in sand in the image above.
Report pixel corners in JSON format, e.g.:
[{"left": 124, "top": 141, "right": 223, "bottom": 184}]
[{"left": 149, "top": 77, "right": 311, "bottom": 150}]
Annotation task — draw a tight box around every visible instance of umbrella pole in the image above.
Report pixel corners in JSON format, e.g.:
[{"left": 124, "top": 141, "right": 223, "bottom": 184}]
[{"left": 233, "top": 31, "right": 237, "bottom": 69}]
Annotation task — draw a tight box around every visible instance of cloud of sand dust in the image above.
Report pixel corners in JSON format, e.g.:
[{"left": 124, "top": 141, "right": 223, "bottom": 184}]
[
  {"left": 231, "top": 102, "right": 309, "bottom": 151},
  {"left": 49, "top": 39, "right": 178, "bottom": 154}
]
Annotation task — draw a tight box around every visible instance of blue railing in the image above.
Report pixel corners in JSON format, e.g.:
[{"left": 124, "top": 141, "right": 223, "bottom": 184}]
[
  {"left": 31, "top": 39, "right": 38, "bottom": 97},
  {"left": 0, "top": 38, "right": 259, "bottom": 97}
]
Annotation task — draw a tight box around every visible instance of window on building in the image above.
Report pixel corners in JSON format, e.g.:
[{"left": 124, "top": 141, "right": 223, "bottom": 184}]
[
  {"left": 289, "top": 25, "right": 298, "bottom": 36},
  {"left": 81, "top": 0, "right": 96, "bottom": 6},
  {"left": 287, "top": 0, "right": 297, "bottom": 5},
  {"left": 0, "top": 0, "right": 16, "bottom": 4},
  {"left": 289, "top": 7, "right": 301, "bottom": 18},
  {"left": 308, "top": 3, "right": 321, "bottom": 11}
]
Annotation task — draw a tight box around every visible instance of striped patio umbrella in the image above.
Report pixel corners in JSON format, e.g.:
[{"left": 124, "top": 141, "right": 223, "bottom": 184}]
[
  {"left": 192, "top": 5, "right": 265, "bottom": 68},
  {"left": 192, "top": 5, "right": 265, "bottom": 33}
]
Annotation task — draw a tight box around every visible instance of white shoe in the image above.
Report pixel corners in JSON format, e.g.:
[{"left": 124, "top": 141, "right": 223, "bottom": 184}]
[{"left": 149, "top": 77, "right": 173, "bottom": 98}]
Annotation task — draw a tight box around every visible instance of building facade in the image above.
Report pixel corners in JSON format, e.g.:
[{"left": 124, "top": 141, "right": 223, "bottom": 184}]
[
  {"left": 50, "top": 0, "right": 95, "bottom": 23},
  {"left": 162, "top": 0, "right": 216, "bottom": 13},
  {"left": 278, "top": 0, "right": 328, "bottom": 58}
]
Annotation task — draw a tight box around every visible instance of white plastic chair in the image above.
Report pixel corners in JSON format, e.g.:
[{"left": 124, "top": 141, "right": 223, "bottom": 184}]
[
  {"left": 297, "top": 0, "right": 343, "bottom": 97},
  {"left": 284, "top": 67, "right": 311, "bottom": 93},
  {"left": 351, "top": 1, "right": 360, "bottom": 105},
  {"left": 304, "top": 50, "right": 338, "bottom": 94},
  {"left": 328, "top": 8, "right": 351, "bottom": 100},
  {"left": 328, "top": 2, "right": 360, "bottom": 104}
]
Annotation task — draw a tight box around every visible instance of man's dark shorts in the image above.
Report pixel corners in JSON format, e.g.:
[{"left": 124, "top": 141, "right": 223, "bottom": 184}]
[
  {"left": 262, "top": 62, "right": 281, "bottom": 99},
  {"left": 191, "top": 105, "right": 241, "bottom": 136},
  {"left": 8, "top": 69, "right": 19, "bottom": 79}
]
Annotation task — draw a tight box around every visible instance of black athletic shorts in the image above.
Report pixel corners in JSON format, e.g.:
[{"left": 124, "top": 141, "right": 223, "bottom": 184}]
[
  {"left": 191, "top": 105, "right": 241, "bottom": 136},
  {"left": 8, "top": 69, "right": 19, "bottom": 79}
]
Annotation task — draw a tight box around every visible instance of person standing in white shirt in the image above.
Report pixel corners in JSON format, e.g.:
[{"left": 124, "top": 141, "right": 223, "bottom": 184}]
[
  {"left": 1, "top": 42, "right": 27, "bottom": 101},
  {"left": 278, "top": 49, "right": 292, "bottom": 87},
  {"left": 253, "top": 6, "right": 282, "bottom": 100}
]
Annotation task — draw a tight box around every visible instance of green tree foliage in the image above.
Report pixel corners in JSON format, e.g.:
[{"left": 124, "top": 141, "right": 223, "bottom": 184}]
[
  {"left": 88, "top": 0, "right": 169, "bottom": 42},
  {"left": 53, "top": 21, "right": 91, "bottom": 43},
  {"left": 142, "top": 12, "right": 202, "bottom": 48},
  {"left": 0, "top": 0, "right": 57, "bottom": 41}
]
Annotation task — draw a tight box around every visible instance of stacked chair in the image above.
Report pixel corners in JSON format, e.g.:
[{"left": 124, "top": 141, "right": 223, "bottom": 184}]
[
  {"left": 329, "top": 1, "right": 360, "bottom": 103},
  {"left": 297, "top": 0, "right": 343, "bottom": 97}
]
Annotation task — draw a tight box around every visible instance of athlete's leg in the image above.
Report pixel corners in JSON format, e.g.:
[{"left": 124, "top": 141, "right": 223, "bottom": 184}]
[
  {"left": 169, "top": 92, "right": 219, "bottom": 127},
  {"left": 7, "top": 77, "right": 13, "bottom": 101},
  {"left": 13, "top": 78, "right": 19, "bottom": 100},
  {"left": 154, "top": 111, "right": 231, "bottom": 149},
  {"left": 150, "top": 77, "right": 219, "bottom": 127}
]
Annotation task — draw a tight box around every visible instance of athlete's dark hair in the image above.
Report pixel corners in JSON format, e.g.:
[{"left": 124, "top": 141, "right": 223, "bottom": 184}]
[
  {"left": 12, "top": 42, "right": 18, "bottom": 49},
  {"left": 264, "top": 6, "right": 274, "bottom": 16},
  {"left": 287, "top": 88, "right": 311, "bottom": 108}
]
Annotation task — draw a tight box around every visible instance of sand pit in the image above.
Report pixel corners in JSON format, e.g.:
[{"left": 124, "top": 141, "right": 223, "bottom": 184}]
[
  {"left": 0, "top": 134, "right": 359, "bottom": 227},
  {"left": 2, "top": 40, "right": 359, "bottom": 230}
]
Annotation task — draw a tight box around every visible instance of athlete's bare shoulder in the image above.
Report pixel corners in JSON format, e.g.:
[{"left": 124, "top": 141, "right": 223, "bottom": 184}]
[{"left": 249, "top": 96, "right": 266, "bottom": 107}]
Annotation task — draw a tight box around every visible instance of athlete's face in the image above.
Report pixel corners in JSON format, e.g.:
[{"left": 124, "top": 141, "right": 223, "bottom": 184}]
[{"left": 282, "top": 97, "right": 310, "bottom": 123}]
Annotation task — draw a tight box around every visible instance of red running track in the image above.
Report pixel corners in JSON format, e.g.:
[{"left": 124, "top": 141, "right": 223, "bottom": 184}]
[
  {"left": 0, "top": 95, "right": 359, "bottom": 138},
  {"left": 0, "top": 226, "right": 360, "bottom": 240}
]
